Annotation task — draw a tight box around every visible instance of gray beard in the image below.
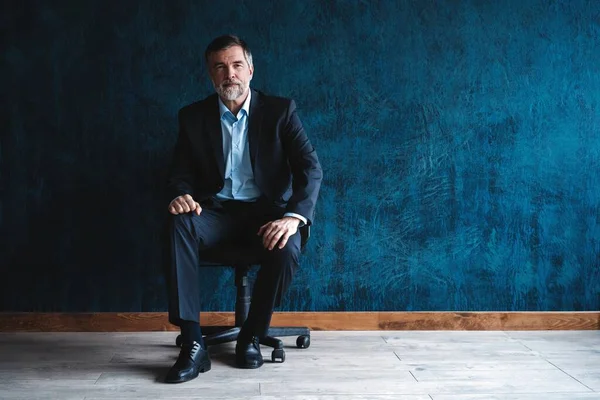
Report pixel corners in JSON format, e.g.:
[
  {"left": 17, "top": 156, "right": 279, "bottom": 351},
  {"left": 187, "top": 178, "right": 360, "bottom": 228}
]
[{"left": 216, "top": 82, "right": 246, "bottom": 101}]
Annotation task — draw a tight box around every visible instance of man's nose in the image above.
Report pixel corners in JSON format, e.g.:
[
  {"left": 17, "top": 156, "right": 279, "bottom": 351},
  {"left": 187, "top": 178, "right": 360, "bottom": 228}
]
[{"left": 226, "top": 67, "right": 236, "bottom": 79}]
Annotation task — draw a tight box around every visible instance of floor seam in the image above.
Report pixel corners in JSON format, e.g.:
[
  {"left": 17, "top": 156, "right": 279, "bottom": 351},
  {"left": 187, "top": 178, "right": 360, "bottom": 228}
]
[
  {"left": 409, "top": 370, "right": 419, "bottom": 382},
  {"left": 543, "top": 358, "right": 595, "bottom": 392}
]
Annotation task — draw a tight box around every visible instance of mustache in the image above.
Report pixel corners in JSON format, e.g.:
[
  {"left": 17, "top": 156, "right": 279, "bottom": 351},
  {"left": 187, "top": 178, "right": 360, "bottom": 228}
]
[{"left": 221, "top": 79, "right": 242, "bottom": 87}]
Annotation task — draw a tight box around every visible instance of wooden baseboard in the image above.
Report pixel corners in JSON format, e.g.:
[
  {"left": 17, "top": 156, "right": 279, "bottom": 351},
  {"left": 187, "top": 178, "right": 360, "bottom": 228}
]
[{"left": 0, "top": 312, "right": 598, "bottom": 331}]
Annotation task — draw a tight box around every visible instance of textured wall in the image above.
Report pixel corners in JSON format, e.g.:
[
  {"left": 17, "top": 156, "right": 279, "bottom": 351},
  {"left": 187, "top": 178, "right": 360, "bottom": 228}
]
[{"left": 1, "top": 0, "right": 599, "bottom": 312}]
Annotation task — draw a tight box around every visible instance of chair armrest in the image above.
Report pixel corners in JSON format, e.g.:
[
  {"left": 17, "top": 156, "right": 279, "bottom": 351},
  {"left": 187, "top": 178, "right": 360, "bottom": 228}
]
[{"left": 300, "top": 225, "right": 310, "bottom": 249}]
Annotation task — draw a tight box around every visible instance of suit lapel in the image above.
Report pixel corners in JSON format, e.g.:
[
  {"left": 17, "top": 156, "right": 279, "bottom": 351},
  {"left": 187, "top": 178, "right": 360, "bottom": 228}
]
[
  {"left": 248, "top": 89, "right": 263, "bottom": 170},
  {"left": 205, "top": 95, "right": 225, "bottom": 178}
]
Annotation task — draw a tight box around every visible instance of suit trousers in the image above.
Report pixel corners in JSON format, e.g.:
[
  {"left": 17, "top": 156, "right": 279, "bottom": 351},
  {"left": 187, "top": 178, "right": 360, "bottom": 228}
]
[{"left": 165, "top": 198, "right": 301, "bottom": 339}]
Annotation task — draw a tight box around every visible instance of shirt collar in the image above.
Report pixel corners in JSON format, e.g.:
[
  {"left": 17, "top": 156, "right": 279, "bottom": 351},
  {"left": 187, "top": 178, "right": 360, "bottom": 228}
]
[{"left": 218, "top": 89, "right": 252, "bottom": 120}]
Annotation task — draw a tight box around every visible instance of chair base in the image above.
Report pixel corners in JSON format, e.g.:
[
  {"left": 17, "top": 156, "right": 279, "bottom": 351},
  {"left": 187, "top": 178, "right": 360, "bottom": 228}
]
[
  {"left": 175, "top": 262, "right": 312, "bottom": 362},
  {"left": 201, "top": 325, "right": 310, "bottom": 346},
  {"left": 175, "top": 326, "right": 311, "bottom": 363}
]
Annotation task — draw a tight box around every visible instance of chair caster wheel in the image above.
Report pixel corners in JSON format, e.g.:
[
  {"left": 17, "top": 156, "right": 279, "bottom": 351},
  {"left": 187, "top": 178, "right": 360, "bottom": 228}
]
[
  {"left": 296, "top": 335, "right": 310, "bottom": 349},
  {"left": 175, "top": 335, "right": 182, "bottom": 347},
  {"left": 271, "top": 348, "right": 286, "bottom": 363}
]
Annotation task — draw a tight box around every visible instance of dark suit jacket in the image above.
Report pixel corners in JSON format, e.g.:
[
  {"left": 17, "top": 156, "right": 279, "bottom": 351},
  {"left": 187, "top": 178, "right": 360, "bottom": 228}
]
[{"left": 166, "top": 89, "right": 323, "bottom": 224}]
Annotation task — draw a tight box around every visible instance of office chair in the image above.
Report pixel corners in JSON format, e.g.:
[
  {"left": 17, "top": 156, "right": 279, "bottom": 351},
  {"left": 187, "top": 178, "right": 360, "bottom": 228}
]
[{"left": 175, "top": 225, "right": 311, "bottom": 362}]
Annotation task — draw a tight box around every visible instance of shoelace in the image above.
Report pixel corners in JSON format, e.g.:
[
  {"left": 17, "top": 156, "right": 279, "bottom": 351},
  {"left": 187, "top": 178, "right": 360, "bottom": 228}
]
[{"left": 188, "top": 341, "right": 202, "bottom": 360}]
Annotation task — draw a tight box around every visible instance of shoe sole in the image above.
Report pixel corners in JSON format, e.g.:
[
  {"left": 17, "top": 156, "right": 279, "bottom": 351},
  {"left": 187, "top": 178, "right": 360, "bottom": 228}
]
[
  {"left": 235, "top": 360, "right": 264, "bottom": 369},
  {"left": 164, "top": 362, "right": 211, "bottom": 384}
]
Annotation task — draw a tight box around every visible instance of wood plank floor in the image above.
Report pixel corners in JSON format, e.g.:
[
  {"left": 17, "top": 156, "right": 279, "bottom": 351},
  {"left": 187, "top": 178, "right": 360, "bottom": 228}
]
[{"left": 0, "top": 331, "right": 598, "bottom": 399}]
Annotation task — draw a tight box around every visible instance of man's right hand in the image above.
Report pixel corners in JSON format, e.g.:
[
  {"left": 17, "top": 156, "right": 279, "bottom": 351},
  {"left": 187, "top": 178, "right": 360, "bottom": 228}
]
[{"left": 168, "top": 194, "right": 202, "bottom": 215}]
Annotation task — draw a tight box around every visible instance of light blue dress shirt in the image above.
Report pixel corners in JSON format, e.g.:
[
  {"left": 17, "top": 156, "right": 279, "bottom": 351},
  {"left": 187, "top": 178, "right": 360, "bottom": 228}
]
[
  {"left": 215, "top": 90, "right": 259, "bottom": 201},
  {"left": 215, "top": 91, "right": 307, "bottom": 225}
]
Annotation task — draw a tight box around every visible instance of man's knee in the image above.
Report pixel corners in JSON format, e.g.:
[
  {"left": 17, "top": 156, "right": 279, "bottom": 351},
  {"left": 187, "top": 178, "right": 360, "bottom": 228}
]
[
  {"left": 169, "top": 211, "right": 228, "bottom": 249},
  {"left": 263, "top": 235, "right": 301, "bottom": 268},
  {"left": 169, "top": 213, "right": 193, "bottom": 228},
  {"left": 168, "top": 213, "right": 196, "bottom": 237}
]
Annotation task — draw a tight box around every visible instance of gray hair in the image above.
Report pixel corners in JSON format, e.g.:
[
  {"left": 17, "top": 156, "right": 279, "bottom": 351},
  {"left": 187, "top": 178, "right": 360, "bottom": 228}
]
[{"left": 205, "top": 35, "right": 253, "bottom": 68}]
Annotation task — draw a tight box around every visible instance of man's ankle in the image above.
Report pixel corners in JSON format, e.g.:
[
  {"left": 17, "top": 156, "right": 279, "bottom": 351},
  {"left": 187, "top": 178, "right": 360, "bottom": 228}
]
[
  {"left": 180, "top": 320, "right": 205, "bottom": 348},
  {"left": 237, "top": 328, "right": 254, "bottom": 344}
]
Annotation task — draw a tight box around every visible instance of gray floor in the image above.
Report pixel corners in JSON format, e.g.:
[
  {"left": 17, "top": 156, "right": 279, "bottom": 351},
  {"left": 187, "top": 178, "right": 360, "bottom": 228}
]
[{"left": 0, "top": 330, "right": 598, "bottom": 399}]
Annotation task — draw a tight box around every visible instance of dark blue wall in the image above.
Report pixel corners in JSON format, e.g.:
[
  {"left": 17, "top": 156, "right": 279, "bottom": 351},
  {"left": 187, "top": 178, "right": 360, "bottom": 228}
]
[{"left": 2, "top": 0, "right": 599, "bottom": 312}]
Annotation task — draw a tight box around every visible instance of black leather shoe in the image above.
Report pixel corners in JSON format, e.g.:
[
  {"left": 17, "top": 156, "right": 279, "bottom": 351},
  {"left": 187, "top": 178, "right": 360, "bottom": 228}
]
[
  {"left": 165, "top": 341, "right": 211, "bottom": 383},
  {"left": 235, "top": 336, "right": 264, "bottom": 369}
]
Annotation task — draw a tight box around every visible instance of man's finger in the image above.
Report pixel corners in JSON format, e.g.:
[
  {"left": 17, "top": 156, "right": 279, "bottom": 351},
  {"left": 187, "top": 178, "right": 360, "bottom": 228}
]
[
  {"left": 182, "top": 199, "right": 193, "bottom": 212},
  {"left": 185, "top": 197, "right": 196, "bottom": 209},
  {"left": 268, "top": 230, "right": 285, "bottom": 250},
  {"left": 194, "top": 202, "right": 202, "bottom": 215},
  {"left": 264, "top": 225, "right": 279, "bottom": 244},
  {"left": 278, "top": 232, "right": 291, "bottom": 249},
  {"left": 168, "top": 198, "right": 180, "bottom": 214},
  {"left": 262, "top": 227, "right": 276, "bottom": 247},
  {"left": 262, "top": 231, "right": 271, "bottom": 247},
  {"left": 258, "top": 222, "right": 271, "bottom": 236}
]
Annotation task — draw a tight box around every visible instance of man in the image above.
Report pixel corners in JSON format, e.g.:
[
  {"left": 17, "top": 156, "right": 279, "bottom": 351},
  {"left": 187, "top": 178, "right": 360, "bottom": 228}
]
[{"left": 163, "top": 35, "right": 322, "bottom": 383}]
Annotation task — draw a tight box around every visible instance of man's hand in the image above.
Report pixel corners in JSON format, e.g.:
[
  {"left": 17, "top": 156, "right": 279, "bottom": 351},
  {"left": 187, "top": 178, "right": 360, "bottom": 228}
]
[
  {"left": 168, "top": 194, "right": 202, "bottom": 216},
  {"left": 258, "top": 217, "right": 301, "bottom": 250}
]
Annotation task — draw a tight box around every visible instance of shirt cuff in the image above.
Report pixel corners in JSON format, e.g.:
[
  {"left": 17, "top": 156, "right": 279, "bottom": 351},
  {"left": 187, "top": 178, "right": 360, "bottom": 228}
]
[{"left": 284, "top": 212, "right": 307, "bottom": 226}]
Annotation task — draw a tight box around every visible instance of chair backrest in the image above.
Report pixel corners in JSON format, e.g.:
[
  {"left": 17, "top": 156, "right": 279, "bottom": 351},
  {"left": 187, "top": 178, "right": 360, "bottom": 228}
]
[{"left": 199, "top": 224, "right": 310, "bottom": 267}]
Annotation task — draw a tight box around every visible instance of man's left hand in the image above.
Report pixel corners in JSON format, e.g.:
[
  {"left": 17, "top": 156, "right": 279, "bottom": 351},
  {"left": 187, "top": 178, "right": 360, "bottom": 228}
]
[{"left": 258, "top": 217, "right": 301, "bottom": 250}]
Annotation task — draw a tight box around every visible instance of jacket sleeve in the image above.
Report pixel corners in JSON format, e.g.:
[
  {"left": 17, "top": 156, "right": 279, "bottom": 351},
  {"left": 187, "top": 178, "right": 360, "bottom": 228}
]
[
  {"left": 281, "top": 100, "right": 323, "bottom": 225},
  {"left": 165, "top": 109, "right": 195, "bottom": 204}
]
